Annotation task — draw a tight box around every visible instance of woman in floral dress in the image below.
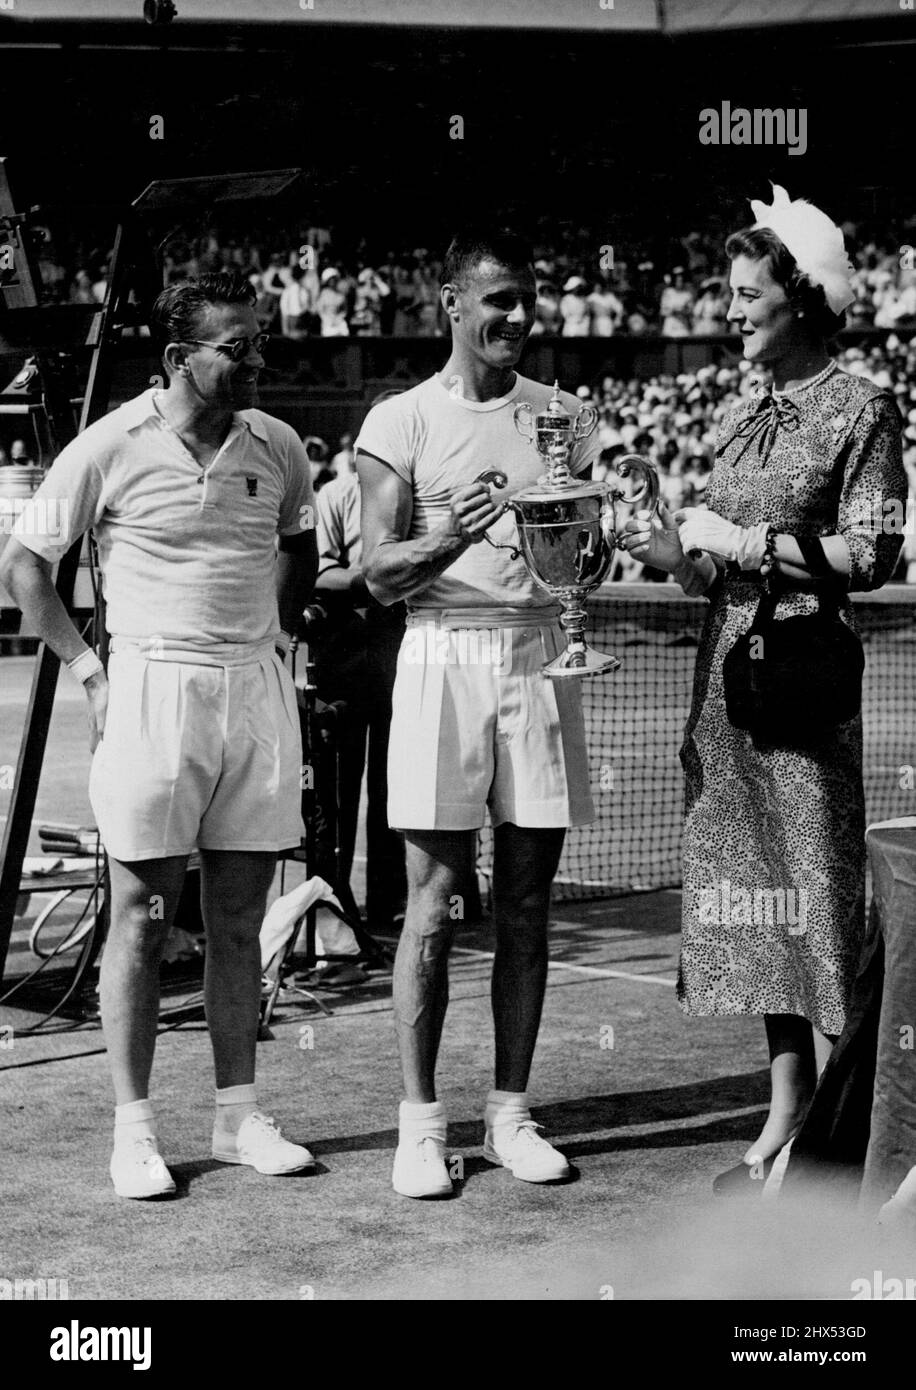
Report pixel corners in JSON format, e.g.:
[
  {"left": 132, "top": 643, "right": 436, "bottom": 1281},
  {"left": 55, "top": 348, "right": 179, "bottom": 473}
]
[{"left": 622, "top": 187, "right": 907, "bottom": 1194}]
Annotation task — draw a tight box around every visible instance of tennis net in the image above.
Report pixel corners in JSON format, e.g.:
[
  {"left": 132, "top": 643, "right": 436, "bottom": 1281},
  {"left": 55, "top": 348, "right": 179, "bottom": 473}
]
[{"left": 481, "top": 582, "right": 916, "bottom": 901}]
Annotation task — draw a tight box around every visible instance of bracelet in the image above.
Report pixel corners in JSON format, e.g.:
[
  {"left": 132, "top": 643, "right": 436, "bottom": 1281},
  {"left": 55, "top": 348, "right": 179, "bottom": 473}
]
[
  {"left": 67, "top": 649, "right": 104, "bottom": 685},
  {"left": 759, "top": 525, "right": 778, "bottom": 577}
]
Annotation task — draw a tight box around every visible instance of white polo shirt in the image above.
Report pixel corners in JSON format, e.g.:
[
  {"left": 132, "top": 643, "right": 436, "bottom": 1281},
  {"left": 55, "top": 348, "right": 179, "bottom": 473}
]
[{"left": 12, "top": 389, "right": 314, "bottom": 655}]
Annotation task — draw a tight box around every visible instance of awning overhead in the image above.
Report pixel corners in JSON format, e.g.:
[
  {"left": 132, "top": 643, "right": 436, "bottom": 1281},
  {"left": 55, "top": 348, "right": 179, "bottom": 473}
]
[
  {"left": 0, "top": 0, "right": 907, "bottom": 30},
  {"left": 665, "top": 0, "right": 911, "bottom": 30},
  {"left": 0, "top": 0, "right": 656, "bottom": 27}
]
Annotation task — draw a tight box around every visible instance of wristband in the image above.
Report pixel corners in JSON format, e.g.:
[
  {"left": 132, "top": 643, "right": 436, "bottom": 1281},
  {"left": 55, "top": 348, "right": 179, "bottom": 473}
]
[{"left": 67, "top": 649, "right": 104, "bottom": 685}]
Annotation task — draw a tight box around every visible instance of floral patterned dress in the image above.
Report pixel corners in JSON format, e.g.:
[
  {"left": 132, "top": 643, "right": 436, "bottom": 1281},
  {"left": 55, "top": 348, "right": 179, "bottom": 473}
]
[{"left": 677, "top": 363, "right": 906, "bottom": 1034}]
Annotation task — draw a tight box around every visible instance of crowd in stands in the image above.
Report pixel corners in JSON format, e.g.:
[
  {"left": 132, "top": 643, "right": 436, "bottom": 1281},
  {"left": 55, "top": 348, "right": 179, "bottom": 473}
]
[{"left": 34, "top": 214, "right": 916, "bottom": 339}]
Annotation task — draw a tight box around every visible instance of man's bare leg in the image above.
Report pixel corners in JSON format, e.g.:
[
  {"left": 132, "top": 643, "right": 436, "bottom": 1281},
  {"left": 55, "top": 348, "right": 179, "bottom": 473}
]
[
  {"left": 390, "top": 830, "right": 475, "bottom": 1197},
  {"left": 100, "top": 854, "right": 189, "bottom": 1105},
  {"left": 202, "top": 849, "right": 314, "bottom": 1174},
  {"left": 199, "top": 849, "right": 276, "bottom": 1089},
  {"left": 491, "top": 823, "right": 565, "bottom": 1092},
  {"left": 394, "top": 829, "right": 475, "bottom": 1103},
  {"left": 484, "top": 822, "right": 570, "bottom": 1183}
]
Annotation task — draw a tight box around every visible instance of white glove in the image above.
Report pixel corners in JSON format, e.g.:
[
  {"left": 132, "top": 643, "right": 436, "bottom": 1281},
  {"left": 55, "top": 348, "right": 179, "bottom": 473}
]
[{"left": 674, "top": 507, "right": 770, "bottom": 571}]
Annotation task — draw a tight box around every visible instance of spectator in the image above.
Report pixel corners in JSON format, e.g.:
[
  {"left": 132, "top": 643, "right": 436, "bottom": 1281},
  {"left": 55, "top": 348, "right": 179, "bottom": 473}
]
[
  {"left": 279, "top": 266, "right": 313, "bottom": 340},
  {"left": 410, "top": 262, "right": 440, "bottom": 336},
  {"left": 588, "top": 277, "right": 624, "bottom": 337},
  {"left": 387, "top": 264, "right": 414, "bottom": 336},
  {"left": 330, "top": 433, "right": 356, "bottom": 477},
  {"left": 660, "top": 267, "right": 694, "bottom": 336},
  {"left": 350, "top": 268, "right": 391, "bottom": 337},
  {"left": 303, "top": 435, "right": 335, "bottom": 491},
  {"left": 10, "top": 439, "right": 34, "bottom": 465},
  {"left": 626, "top": 301, "right": 650, "bottom": 335},
  {"left": 691, "top": 277, "right": 729, "bottom": 334},
  {"left": 69, "top": 270, "right": 95, "bottom": 305},
  {"left": 91, "top": 261, "right": 110, "bottom": 305},
  {"left": 250, "top": 263, "right": 283, "bottom": 332},
  {"left": 310, "top": 461, "right": 407, "bottom": 932},
  {"left": 560, "top": 276, "right": 592, "bottom": 336},
  {"left": 532, "top": 280, "right": 562, "bottom": 336},
  {"left": 316, "top": 269, "right": 349, "bottom": 337}
]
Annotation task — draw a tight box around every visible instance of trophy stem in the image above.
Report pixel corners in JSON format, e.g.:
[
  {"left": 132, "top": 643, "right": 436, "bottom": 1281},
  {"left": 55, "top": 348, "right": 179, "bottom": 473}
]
[{"left": 542, "top": 591, "right": 621, "bottom": 679}]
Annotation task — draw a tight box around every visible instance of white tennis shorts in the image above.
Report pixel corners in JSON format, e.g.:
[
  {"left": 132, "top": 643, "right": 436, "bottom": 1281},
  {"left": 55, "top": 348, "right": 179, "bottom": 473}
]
[
  {"left": 89, "top": 645, "right": 304, "bottom": 861},
  {"left": 386, "top": 619, "right": 594, "bottom": 831}
]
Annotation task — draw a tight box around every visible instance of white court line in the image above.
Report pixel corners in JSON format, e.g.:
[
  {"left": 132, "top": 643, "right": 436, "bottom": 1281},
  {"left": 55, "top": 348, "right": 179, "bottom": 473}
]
[{"left": 451, "top": 944, "right": 677, "bottom": 989}]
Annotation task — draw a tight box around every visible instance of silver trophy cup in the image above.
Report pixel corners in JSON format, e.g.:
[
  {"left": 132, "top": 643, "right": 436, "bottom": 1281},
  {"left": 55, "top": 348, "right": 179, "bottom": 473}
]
[{"left": 481, "top": 382, "right": 659, "bottom": 677}]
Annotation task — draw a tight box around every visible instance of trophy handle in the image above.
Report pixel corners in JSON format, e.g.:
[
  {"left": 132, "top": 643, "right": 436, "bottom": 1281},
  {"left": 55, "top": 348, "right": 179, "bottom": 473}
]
[
  {"left": 475, "top": 469, "right": 507, "bottom": 489},
  {"left": 573, "top": 403, "right": 599, "bottom": 442},
  {"left": 512, "top": 400, "right": 536, "bottom": 444},
  {"left": 614, "top": 454, "right": 660, "bottom": 516},
  {"left": 474, "top": 469, "right": 522, "bottom": 558}
]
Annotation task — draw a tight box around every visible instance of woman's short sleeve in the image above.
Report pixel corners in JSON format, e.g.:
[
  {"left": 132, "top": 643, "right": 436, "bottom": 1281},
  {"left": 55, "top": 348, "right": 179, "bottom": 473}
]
[{"left": 838, "top": 394, "right": 907, "bottom": 591}]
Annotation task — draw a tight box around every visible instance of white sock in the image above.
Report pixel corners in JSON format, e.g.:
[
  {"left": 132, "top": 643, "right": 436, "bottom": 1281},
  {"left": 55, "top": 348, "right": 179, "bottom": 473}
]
[
  {"left": 215, "top": 1083, "right": 258, "bottom": 1134},
  {"left": 399, "top": 1099, "right": 446, "bottom": 1142},
  {"left": 114, "top": 1098, "right": 156, "bottom": 1146},
  {"left": 485, "top": 1089, "right": 530, "bottom": 1130}
]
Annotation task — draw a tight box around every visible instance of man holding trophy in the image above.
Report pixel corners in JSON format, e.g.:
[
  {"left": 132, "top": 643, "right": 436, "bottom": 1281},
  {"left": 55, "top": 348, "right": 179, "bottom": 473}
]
[{"left": 357, "top": 227, "right": 657, "bottom": 1198}]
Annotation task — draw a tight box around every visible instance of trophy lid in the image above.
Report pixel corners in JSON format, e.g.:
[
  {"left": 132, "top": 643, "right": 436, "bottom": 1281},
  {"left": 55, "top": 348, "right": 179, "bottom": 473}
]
[{"left": 536, "top": 381, "right": 571, "bottom": 428}]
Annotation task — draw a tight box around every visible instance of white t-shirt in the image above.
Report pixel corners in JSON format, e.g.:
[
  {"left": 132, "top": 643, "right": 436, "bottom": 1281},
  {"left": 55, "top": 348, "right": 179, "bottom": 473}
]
[
  {"left": 11, "top": 389, "right": 314, "bottom": 654},
  {"left": 355, "top": 372, "right": 602, "bottom": 616}
]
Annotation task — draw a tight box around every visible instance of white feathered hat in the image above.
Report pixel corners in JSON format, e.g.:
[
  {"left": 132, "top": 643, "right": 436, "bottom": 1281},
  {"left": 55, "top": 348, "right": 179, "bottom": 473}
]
[{"left": 749, "top": 184, "right": 855, "bottom": 315}]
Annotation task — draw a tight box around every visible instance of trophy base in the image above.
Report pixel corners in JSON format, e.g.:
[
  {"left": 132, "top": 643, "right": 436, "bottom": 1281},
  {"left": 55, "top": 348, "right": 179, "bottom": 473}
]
[{"left": 542, "top": 646, "right": 622, "bottom": 679}]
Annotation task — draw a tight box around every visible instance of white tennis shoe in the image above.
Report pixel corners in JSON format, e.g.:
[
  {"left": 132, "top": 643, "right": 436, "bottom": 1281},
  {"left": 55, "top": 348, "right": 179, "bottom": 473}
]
[
  {"left": 110, "top": 1135, "right": 177, "bottom": 1199},
  {"left": 483, "top": 1119, "right": 570, "bottom": 1183},
  {"left": 212, "top": 1110, "right": 316, "bottom": 1174},
  {"left": 392, "top": 1134, "right": 453, "bottom": 1198}
]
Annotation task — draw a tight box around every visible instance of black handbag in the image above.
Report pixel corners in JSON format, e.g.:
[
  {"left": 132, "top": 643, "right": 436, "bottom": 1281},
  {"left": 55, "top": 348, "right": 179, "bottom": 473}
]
[{"left": 721, "top": 535, "right": 864, "bottom": 749}]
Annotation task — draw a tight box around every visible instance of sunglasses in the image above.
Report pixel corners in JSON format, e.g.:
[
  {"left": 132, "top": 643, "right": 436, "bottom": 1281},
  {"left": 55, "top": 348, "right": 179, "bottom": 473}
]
[{"left": 185, "top": 332, "right": 271, "bottom": 363}]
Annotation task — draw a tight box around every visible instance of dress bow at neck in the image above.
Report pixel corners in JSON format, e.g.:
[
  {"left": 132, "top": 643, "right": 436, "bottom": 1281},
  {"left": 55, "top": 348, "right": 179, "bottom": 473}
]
[{"left": 724, "top": 391, "right": 800, "bottom": 466}]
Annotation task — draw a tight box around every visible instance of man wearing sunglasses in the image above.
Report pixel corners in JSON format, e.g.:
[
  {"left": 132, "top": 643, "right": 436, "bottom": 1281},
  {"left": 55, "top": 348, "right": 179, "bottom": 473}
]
[{"left": 1, "top": 272, "right": 318, "bottom": 1199}]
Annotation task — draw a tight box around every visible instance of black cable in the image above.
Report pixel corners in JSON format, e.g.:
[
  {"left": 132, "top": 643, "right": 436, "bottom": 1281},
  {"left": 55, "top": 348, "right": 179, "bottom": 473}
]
[
  {"left": 26, "top": 850, "right": 106, "bottom": 1029},
  {"left": 0, "top": 862, "right": 103, "bottom": 1008}
]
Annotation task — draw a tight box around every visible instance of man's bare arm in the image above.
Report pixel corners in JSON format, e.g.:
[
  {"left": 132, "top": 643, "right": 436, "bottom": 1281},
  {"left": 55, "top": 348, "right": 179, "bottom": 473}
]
[
  {"left": 357, "top": 449, "right": 505, "bottom": 607},
  {"left": 0, "top": 537, "right": 108, "bottom": 747},
  {"left": 0, "top": 538, "right": 94, "bottom": 664}
]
